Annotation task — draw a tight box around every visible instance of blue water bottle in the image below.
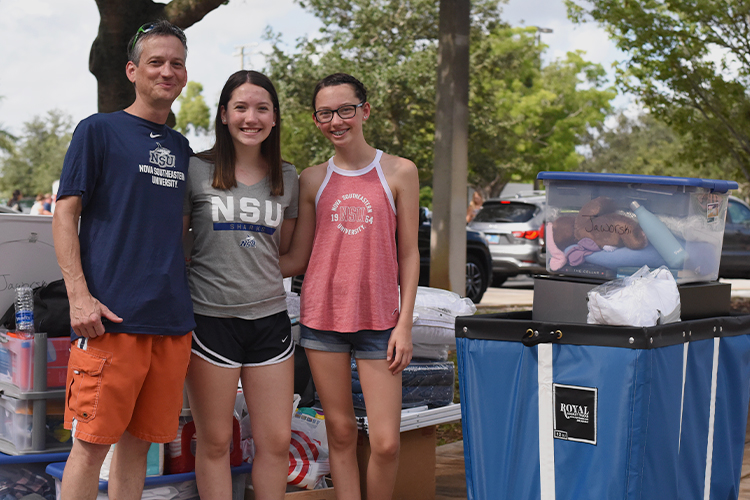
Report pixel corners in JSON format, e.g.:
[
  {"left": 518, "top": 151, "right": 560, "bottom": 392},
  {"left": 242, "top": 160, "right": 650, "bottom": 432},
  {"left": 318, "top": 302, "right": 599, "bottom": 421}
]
[{"left": 630, "top": 201, "right": 687, "bottom": 268}]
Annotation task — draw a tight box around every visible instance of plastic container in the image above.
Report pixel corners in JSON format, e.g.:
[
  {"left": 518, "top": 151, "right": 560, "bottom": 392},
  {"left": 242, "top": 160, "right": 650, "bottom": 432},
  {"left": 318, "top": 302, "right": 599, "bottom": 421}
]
[
  {"left": 537, "top": 171, "right": 738, "bottom": 283},
  {"left": 0, "top": 451, "right": 70, "bottom": 499},
  {"left": 14, "top": 286, "right": 35, "bottom": 339},
  {"left": 456, "top": 311, "right": 750, "bottom": 500},
  {"left": 0, "top": 394, "right": 71, "bottom": 453},
  {"left": 0, "top": 335, "right": 70, "bottom": 393},
  {"left": 47, "top": 461, "right": 252, "bottom": 500}
]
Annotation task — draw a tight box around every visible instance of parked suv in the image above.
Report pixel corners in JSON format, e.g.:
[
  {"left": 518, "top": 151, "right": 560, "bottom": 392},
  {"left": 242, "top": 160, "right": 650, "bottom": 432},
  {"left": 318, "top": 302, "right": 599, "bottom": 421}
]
[
  {"left": 719, "top": 196, "right": 750, "bottom": 278},
  {"left": 418, "top": 207, "right": 493, "bottom": 304},
  {"left": 468, "top": 192, "right": 546, "bottom": 287}
]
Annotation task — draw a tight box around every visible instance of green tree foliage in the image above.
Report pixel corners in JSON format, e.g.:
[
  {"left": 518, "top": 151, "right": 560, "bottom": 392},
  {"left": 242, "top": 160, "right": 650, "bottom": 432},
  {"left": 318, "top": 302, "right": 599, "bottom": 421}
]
[
  {"left": 176, "top": 81, "right": 211, "bottom": 135},
  {"left": 567, "top": 0, "right": 750, "bottom": 184},
  {"left": 266, "top": 0, "right": 615, "bottom": 196},
  {"left": 469, "top": 27, "right": 615, "bottom": 197},
  {"left": 0, "top": 110, "right": 73, "bottom": 197},
  {"left": 0, "top": 97, "right": 17, "bottom": 154},
  {"left": 419, "top": 185, "right": 433, "bottom": 209},
  {"left": 578, "top": 111, "right": 728, "bottom": 180},
  {"left": 0, "top": 128, "right": 15, "bottom": 156},
  {"left": 265, "top": 0, "right": 453, "bottom": 181}
]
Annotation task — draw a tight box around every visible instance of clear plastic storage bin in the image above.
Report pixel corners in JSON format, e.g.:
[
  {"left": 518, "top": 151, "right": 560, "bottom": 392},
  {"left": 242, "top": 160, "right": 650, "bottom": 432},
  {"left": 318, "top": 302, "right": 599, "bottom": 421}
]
[
  {"left": 0, "top": 452, "right": 70, "bottom": 500},
  {"left": 537, "top": 172, "right": 738, "bottom": 283},
  {"left": 0, "top": 335, "right": 70, "bottom": 393},
  {"left": 0, "top": 394, "right": 70, "bottom": 453}
]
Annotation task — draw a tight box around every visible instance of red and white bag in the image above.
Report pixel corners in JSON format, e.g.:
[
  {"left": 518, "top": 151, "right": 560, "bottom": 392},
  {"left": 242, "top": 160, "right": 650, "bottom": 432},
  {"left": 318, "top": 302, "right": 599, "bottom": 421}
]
[{"left": 287, "top": 408, "right": 330, "bottom": 489}]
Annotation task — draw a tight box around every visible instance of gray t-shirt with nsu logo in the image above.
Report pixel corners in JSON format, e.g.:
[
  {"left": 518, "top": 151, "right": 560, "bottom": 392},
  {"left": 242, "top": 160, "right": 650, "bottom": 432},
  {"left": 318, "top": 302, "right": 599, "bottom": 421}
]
[{"left": 183, "top": 156, "right": 299, "bottom": 319}]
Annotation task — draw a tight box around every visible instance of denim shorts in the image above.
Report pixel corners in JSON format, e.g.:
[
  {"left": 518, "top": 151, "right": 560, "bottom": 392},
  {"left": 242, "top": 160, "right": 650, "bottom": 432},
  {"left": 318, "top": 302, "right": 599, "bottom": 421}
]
[{"left": 299, "top": 324, "right": 392, "bottom": 360}]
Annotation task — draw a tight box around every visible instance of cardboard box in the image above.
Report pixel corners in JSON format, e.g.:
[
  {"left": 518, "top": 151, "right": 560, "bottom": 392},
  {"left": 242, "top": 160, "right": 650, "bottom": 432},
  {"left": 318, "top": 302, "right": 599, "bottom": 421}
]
[
  {"left": 245, "top": 478, "right": 335, "bottom": 499},
  {"left": 357, "top": 425, "right": 436, "bottom": 500}
]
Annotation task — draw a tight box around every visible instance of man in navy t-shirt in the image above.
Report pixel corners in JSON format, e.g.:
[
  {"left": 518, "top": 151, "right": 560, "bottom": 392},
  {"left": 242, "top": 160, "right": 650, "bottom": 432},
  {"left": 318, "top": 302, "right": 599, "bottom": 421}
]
[{"left": 52, "top": 20, "right": 195, "bottom": 500}]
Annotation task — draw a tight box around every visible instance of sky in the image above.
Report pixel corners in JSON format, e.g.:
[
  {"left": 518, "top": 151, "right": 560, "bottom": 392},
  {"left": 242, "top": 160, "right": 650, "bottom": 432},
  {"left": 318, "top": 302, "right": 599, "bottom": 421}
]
[{"left": 0, "top": 0, "right": 628, "bottom": 150}]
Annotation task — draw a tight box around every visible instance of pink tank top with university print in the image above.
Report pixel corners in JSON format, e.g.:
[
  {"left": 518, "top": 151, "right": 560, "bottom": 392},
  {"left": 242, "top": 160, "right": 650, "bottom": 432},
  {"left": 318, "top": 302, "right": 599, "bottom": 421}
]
[{"left": 300, "top": 150, "right": 400, "bottom": 332}]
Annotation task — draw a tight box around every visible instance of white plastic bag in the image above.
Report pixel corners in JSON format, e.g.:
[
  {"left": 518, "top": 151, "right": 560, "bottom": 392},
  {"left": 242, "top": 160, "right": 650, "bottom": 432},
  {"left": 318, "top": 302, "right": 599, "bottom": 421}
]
[
  {"left": 410, "top": 286, "right": 477, "bottom": 345},
  {"left": 288, "top": 408, "right": 330, "bottom": 490},
  {"left": 412, "top": 286, "right": 477, "bottom": 316},
  {"left": 587, "top": 265, "right": 681, "bottom": 327}
]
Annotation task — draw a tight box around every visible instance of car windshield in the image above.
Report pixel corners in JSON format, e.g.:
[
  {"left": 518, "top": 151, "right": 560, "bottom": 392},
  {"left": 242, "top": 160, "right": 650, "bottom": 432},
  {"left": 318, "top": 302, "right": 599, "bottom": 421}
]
[{"left": 473, "top": 202, "right": 538, "bottom": 223}]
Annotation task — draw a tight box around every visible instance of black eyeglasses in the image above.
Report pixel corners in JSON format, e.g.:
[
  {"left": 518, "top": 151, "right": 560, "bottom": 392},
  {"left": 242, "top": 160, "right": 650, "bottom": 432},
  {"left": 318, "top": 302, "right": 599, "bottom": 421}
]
[
  {"left": 314, "top": 103, "right": 364, "bottom": 123},
  {"left": 131, "top": 22, "right": 186, "bottom": 51}
]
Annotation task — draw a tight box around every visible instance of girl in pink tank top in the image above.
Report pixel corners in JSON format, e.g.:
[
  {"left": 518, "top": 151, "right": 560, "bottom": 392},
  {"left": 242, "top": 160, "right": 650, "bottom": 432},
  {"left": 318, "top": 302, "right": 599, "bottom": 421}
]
[{"left": 281, "top": 73, "right": 420, "bottom": 500}]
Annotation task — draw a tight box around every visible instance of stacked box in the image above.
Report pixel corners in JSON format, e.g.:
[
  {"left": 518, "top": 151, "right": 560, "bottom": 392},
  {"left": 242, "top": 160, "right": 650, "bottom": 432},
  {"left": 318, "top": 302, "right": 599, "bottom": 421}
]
[
  {"left": 350, "top": 359, "right": 454, "bottom": 409},
  {"left": 0, "top": 395, "right": 71, "bottom": 454},
  {"left": 0, "top": 332, "right": 70, "bottom": 455},
  {"left": 0, "top": 335, "right": 70, "bottom": 394}
]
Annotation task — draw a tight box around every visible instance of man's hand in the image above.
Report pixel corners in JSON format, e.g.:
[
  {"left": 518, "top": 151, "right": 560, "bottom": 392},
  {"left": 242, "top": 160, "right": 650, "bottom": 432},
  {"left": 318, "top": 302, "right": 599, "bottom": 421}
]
[{"left": 70, "top": 293, "right": 122, "bottom": 339}]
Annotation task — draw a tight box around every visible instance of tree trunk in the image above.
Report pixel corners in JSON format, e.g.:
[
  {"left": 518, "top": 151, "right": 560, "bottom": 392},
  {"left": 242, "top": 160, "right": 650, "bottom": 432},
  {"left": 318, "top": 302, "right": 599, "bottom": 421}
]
[{"left": 90, "top": 0, "right": 228, "bottom": 123}]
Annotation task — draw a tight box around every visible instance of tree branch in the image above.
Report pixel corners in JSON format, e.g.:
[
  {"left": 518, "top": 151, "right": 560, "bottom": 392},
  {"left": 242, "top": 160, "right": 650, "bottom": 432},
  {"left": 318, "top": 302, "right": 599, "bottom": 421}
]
[{"left": 165, "top": 0, "right": 228, "bottom": 28}]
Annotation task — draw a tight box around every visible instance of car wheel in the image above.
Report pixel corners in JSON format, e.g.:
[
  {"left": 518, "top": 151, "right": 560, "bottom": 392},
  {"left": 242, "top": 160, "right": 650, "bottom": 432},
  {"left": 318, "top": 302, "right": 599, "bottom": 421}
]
[
  {"left": 492, "top": 275, "right": 508, "bottom": 288},
  {"left": 466, "top": 254, "right": 488, "bottom": 304}
]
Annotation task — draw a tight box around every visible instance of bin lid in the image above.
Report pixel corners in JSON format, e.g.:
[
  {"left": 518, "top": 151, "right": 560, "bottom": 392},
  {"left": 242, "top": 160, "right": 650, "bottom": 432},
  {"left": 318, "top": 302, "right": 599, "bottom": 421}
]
[
  {"left": 46, "top": 461, "right": 252, "bottom": 489},
  {"left": 0, "top": 451, "right": 69, "bottom": 464},
  {"left": 536, "top": 171, "right": 739, "bottom": 194}
]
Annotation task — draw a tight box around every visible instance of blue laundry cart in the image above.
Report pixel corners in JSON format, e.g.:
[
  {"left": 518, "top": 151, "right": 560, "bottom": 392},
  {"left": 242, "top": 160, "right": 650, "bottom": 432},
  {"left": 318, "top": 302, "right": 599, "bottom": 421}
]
[{"left": 455, "top": 311, "right": 750, "bottom": 500}]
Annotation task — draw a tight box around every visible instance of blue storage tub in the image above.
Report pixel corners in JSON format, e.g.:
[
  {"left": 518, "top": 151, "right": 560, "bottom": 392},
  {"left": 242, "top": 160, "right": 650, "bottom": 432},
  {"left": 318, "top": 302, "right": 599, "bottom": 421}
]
[
  {"left": 0, "top": 451, "right": 70, "bottom": 500},
  {"left": 46, "top": 461, "right": 251, "bottom": 500},
  {"left": 456, "top": 311, "right": 750, "bottom": 500}
]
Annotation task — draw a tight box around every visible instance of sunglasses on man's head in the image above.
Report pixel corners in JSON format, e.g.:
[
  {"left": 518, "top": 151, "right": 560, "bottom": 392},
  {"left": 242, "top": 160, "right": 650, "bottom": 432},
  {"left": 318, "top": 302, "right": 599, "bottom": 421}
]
[{"left": 131, "top": 22, "right": 186, "bottom": 51}]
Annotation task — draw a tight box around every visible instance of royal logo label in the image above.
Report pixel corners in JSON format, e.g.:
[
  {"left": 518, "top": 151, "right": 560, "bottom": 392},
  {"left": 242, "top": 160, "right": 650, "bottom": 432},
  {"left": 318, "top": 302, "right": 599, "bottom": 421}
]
[{"left": 553, "top": 383, "right": 597, "bottom": 445}]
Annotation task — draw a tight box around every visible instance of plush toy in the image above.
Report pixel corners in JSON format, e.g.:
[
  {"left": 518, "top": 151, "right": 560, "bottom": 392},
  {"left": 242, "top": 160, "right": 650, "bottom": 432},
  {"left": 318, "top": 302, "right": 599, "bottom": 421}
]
[{"left": 552, "top": 196, "right": 648, "bottom": 251}]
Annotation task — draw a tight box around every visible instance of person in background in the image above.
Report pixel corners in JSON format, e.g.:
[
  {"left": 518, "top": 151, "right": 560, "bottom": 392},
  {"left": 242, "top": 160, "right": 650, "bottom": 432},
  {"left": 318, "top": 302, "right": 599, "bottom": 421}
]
[
  {"left": 7, "top": 189, "right": 22, "bottom": 212},
  {"left": 183, "top": 70, "right": 298, "bottom": 499},
  {"left": 42, "top": 193, "right": 53, "bottom": 214},
  {"left": 52, "top": 20, "right": 193, "bottom": 500},
  {"left": 281, "top": 73, "right": 420, "bottom": 500},
  {"left": 466, "top": 190, "right": 484, "bottom": 223},
  {"left": 31, "top": 193, "right": 53, "bottom": 215},
  {"left": 29, "top": 194, "right": 45, "bottom": 215}
]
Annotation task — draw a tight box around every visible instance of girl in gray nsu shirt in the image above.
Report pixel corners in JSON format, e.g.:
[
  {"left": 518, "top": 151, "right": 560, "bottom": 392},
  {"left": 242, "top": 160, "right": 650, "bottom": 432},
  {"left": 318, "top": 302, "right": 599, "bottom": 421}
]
[{"left": 182, "top": 70, "right": 299, "bottom": 499}]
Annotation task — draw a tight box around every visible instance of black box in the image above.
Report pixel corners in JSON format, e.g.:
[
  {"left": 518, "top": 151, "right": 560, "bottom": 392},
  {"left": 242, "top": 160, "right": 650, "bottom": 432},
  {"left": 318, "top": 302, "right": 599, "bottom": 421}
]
[{"left": 532, "top": 275, "right": 731, "bottom": 324}]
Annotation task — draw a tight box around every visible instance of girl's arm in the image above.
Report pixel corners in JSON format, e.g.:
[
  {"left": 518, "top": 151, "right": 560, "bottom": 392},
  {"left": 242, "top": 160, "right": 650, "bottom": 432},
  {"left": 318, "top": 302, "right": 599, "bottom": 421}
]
[
  {"left": 279, "top": 167, "right": 321, "bottom": 277},
  {"left": 278, "top": 218, "right": 297, "bottom": 256},
  {"left": 388, "top": 158, "right": 421, "bottom": 374}
]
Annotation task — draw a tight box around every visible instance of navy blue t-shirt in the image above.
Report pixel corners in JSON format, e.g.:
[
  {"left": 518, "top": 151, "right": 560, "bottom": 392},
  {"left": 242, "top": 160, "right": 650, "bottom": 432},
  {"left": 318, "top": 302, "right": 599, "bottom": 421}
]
[{"left": 58, "top": 111, "right": 195, "bottom": 336}]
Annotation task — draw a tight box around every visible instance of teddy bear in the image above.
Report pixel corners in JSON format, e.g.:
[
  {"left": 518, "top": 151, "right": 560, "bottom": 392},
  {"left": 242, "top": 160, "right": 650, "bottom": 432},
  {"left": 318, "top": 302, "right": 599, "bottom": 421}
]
[{"left": 552, "top": 196, "right": 648, "bottom": 250}]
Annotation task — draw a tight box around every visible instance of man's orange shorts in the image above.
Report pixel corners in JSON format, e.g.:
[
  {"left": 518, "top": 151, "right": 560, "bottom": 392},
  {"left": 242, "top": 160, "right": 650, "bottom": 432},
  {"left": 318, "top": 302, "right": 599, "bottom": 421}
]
[{"left": 64, "top": 332, "right": 192, "bottom": 445}]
